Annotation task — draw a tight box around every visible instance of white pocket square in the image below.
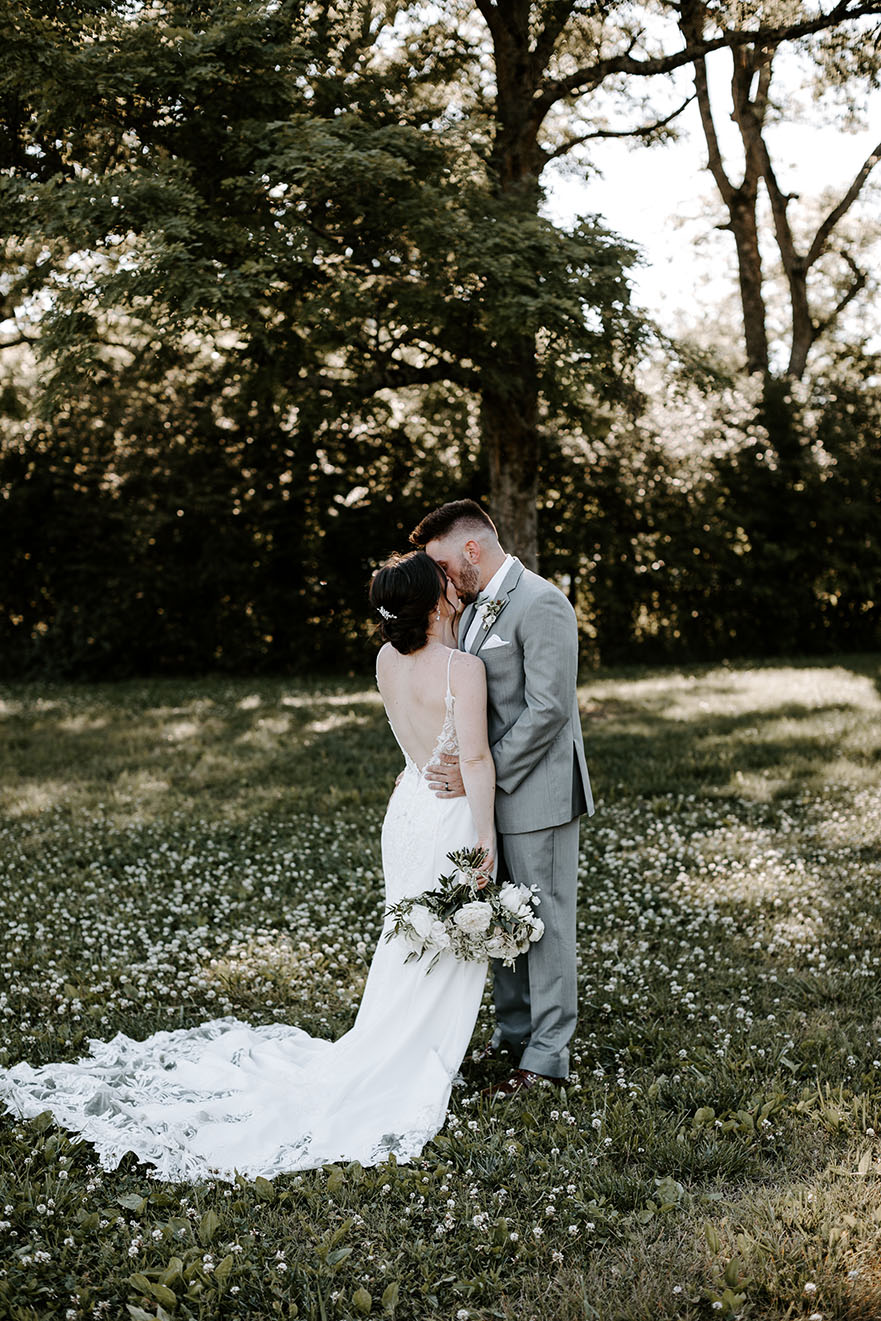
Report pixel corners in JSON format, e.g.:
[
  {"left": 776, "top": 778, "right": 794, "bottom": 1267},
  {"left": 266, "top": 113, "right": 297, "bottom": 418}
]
[{"left": 483, "top": 634, "right": 510, "bottom": 650}]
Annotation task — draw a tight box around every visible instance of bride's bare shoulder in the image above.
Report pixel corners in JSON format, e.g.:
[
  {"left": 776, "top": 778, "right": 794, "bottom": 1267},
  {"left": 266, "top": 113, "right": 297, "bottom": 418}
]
[
  {"left": 449, "top": 649, "right": 486, "bottom": 690},
  {"left": 375, "top": 642, "right": 395, "bottom": 680}
]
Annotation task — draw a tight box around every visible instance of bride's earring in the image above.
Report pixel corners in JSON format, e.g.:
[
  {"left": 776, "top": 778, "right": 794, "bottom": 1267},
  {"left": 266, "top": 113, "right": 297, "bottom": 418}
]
[{"left": 435, "top": 609, "right": 441, "bottom": 622}]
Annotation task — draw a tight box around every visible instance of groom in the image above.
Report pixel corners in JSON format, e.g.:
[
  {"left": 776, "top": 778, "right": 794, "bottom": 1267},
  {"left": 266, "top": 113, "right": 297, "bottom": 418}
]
[{"left": 410, "top": 499, "right": 593, "bottom": 1095}]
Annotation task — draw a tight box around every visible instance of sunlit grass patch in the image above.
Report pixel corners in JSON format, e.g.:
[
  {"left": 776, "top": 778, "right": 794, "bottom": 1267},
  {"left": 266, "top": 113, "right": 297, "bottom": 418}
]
[{"left": 0, "top": 655, "right": 880, "bottom": 1319}]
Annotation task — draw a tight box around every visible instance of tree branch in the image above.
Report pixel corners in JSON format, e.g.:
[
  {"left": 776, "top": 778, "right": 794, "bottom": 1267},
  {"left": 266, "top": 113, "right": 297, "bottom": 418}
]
[
  {"left": 680, "top": 0, "right": 740, "bottom": 202},
  {"left": 730, "top": 46, "right": 770, "bottom": 198},
  {"left": 812, "top": 251, "right": 868, "bottom": 339},
  {"left": 806, "top": 138, "right": 881, "bottom": 269},
  {"left": 0, "top": 333, "right": 38, "bottom": 351},
  {"left": 542, "top": 93, "right": 695, "bottom": 162},
  {"left": 536, "top": 2, "right": 881, "bottom": 110},
  {"left": 691, "top": 51, "right": 734, "bottom": 203},
  {"left": 530, "top": 0, "right": 577, "bottom": 81},
  {"left": 753, "top": 56, "right": 773, "bottom": 126},
  {"left": 754, "top": 126, "right": 800, "bottom": 276}
]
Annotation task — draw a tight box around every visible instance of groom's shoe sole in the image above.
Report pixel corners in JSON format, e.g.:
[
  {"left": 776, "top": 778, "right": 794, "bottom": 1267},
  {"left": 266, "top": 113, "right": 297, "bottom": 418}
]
[{"left": 482, "top": 1068, "right": 568, "bottom": 1100}]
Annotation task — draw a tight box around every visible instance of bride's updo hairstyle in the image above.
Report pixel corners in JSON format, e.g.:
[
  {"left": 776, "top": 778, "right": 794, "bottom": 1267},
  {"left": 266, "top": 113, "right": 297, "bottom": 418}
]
[{"left": 370, "top": 550, "right": 445, "bottom": 655}]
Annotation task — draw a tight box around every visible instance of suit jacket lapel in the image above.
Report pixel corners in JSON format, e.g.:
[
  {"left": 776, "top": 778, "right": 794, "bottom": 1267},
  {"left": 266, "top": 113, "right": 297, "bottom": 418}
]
[{"left": 471, "top": 558, "right": 524, "bottom": 656}]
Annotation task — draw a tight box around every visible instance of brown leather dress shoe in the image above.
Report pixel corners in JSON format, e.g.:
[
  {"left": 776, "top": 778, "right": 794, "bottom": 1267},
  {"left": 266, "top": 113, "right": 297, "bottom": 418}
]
[{"left": 482, "top": 1068, "right": 566, "bottom": 1099}]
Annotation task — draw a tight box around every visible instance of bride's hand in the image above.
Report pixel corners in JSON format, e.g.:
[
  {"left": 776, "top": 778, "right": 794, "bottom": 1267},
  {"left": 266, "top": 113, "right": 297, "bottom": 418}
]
[{"left": 475, "top": 838, "right": 496, "bottom": 889}]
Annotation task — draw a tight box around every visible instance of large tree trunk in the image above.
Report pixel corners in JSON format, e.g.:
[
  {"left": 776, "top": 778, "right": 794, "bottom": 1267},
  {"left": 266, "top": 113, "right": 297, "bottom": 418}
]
[
  {"left": 787, "top": 263, "right": 814, "bottom": 379},
  {"left": 729, "top": 197, "right": 770, "bottom": 376},
  {"left": 476, "top": 0, "right": 549, "bottom": 571},
  {"left": 684, "top": 22, "right": 771, "bottom": 377},
  {"left": 480, "top": 344, "right": 540, "bottom": 567}
]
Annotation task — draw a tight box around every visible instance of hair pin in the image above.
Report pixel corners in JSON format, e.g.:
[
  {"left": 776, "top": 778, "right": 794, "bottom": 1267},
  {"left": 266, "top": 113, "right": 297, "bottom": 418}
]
[{"left": 377, "top": 605, "right": 397, "bottom": 621}]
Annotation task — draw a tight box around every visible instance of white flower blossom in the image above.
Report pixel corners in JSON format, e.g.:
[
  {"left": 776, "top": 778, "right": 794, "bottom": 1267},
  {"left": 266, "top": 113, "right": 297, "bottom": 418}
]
[{"left": 454, "top": 902, "right": 493, "bottom": 936}]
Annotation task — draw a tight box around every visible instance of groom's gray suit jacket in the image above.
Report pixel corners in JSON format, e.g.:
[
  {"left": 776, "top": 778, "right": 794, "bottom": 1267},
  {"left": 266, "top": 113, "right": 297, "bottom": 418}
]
[{"left": 459, "top": 558, "right": 593, "bottom": 836}]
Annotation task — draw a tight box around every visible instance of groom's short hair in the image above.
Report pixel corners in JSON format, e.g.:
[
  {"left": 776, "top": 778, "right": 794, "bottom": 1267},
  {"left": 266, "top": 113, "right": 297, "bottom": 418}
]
[{"left": 409, "top": 499, "right": 497, "bottom": 548}]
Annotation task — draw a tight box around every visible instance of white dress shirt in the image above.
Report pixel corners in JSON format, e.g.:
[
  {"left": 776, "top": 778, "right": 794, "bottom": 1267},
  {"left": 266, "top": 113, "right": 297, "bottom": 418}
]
[{"left": 463, "top": 553, "right": 515, "bottom": 652}]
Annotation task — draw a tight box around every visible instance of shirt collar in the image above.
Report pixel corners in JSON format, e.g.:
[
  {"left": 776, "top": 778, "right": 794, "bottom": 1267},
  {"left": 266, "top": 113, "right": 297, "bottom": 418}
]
[{"left": 479, "top": 553, "right": 515, "bottom": 604}]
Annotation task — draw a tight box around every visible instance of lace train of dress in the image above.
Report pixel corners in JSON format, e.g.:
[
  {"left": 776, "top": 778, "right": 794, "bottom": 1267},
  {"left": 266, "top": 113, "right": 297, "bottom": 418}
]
[{"left": 0, "top": 671, "right": 486, "bottom": 1182}]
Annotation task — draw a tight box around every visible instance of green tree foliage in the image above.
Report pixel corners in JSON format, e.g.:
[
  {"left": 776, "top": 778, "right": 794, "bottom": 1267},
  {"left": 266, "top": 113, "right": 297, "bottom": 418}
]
[
  {"left": 539, "top": 350, "right": 881, "bottom": 664},
  {"left": 1, "top": 0, "right": 879, "bottom": 675},
  {"left": 0, "top": 0, "right": 639, "bottom": 672}
]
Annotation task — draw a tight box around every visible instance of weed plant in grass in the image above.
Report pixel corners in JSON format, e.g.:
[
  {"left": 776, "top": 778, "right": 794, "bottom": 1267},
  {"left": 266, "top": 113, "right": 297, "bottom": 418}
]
[{"left": 0, "top": 656, "right": 880, "bottom": 1320}]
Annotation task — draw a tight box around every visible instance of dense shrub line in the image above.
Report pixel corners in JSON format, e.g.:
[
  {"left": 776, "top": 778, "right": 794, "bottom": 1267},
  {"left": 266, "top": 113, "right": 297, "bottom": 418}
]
[{"left": 1, "top": 359, "right": 878, "bottom": 678}]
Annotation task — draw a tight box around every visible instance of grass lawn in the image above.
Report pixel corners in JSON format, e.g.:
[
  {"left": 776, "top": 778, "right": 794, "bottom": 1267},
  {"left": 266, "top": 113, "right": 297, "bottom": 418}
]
[{"left": 1, "top": 654, "right": 880, "bottom": 1321}]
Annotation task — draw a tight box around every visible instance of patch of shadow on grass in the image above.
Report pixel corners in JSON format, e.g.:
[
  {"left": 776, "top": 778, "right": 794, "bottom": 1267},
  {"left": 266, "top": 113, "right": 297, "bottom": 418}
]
[
  {"left": 497, "top": 1132, "right": 881, "bottom": 1320},
  {"left": 585, "top": 700, "right": 880, "bottom": 803},
  {"left": 0, "top": 685, "right": 398, "bottom": 825}
]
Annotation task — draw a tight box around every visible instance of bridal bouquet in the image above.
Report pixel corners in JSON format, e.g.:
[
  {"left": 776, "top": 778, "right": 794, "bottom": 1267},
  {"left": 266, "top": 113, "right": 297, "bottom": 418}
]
[{"left": 384, "top": 846, "right": 544, "bottom": 971}]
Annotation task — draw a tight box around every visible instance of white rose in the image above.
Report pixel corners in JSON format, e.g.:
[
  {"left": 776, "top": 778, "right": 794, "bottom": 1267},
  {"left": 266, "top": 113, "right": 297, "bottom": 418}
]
[
  {"left": 428, "top": 920, "right": 451, "bottom": 950},
  {"left": 407, "top": 904, "right": 435, "bottom": 940},
  {"left": 498, "top": 884, "right": 522, "bottom": 915},
  {"left": 453, "top": 901, "right": 493, "bottom": 935},
  {"left": 528, "top": 918, "right": 545, "bottom": 942}
]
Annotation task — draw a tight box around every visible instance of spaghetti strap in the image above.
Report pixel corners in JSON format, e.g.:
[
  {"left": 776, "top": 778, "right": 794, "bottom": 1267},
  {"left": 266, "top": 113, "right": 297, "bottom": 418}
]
[{"left": 445, "top": 648, "right": 455, "bottom": 701}]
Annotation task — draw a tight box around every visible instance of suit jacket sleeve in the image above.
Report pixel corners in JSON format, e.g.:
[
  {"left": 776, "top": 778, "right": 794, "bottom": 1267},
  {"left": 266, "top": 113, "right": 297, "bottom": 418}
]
[{"left": 491, "top": 588, "right": 578, "bottom": 795}]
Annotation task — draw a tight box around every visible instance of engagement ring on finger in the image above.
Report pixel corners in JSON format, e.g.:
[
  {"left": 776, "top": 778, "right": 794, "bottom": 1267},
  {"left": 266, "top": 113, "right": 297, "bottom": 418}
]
[{"left": 444, "top": 782, "right": 449, "bottom": 791}]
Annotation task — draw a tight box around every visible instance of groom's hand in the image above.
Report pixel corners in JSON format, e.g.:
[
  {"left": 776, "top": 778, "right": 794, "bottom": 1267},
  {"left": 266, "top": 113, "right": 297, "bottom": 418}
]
[{"left": 426, "top": 753, "right": 465, "bottom": 799}]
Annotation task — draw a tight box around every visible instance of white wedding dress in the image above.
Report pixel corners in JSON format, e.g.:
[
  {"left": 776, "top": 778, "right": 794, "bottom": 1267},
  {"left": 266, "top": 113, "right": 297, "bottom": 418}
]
[{"left": 0, "top": 654, "right": 486, "bottom": 1181}]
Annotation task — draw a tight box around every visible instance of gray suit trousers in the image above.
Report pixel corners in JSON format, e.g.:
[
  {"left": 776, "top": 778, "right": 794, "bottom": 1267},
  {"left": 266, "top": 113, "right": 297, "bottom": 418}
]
[{"left": 490, "top": 816, "right": 580, "bottom": 1078}]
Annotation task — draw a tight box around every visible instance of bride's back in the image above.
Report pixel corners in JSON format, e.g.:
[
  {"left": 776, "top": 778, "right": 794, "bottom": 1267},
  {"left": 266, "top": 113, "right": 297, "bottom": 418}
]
[{"left": 376, "top": 643, "right": 456, "bottom": 772}]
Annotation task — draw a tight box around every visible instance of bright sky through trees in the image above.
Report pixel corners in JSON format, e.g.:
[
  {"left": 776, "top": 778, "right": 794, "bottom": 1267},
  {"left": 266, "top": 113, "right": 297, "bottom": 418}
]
[{"left": 544, "top": 48, "right": 881, "bottom": 345}]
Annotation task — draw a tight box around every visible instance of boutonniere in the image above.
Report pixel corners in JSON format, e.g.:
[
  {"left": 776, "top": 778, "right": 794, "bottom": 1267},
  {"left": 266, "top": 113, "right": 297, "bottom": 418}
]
[{"left": 477, "top": 597, "right": 505, "bottom": 631}]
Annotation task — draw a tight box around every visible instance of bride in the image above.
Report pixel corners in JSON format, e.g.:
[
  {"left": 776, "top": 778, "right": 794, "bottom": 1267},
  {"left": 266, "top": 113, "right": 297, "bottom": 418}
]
[{"left": 0, "top": 551, "right": 495, "bottom": 1182}]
